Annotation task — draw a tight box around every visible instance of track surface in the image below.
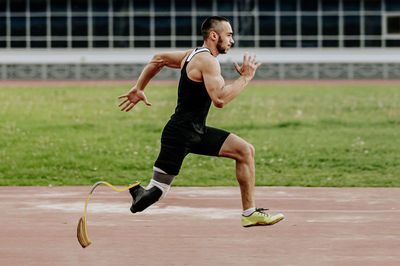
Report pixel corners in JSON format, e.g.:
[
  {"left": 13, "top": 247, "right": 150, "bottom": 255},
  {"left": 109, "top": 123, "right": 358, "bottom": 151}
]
[{"left": 1, "top": 186, "right": 399, "bottom": 266}]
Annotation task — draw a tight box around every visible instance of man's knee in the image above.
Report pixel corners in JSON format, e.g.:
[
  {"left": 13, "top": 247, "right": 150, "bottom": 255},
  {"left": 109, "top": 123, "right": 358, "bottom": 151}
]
[
  {"left": 219, "top": 134, "right": 254, "bottom": 162},
  {"left": 248, "top": 143, "right": 255, "bottom": 157},
  {"left": 237, "top": 142, "right": 255, "bottom": 163}
]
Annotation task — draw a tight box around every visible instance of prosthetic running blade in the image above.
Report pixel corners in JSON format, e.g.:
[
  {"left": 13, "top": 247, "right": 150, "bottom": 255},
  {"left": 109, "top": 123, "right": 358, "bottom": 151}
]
[{"left": 76, "top": 181, "right": 141, "bottom": 248}]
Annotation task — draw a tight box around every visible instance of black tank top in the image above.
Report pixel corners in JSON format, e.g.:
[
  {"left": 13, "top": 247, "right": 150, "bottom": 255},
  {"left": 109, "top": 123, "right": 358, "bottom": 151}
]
[{"left": 168, "top": 47, "right": 212, "bottom": 135}]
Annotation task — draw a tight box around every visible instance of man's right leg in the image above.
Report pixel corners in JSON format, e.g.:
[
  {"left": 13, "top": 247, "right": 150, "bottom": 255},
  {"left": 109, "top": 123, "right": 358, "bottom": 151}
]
[
  {"left": 218, "top": 133, "right": 256, "bottom": 210},
  {"left": 218, "top": 133, "right": 284, "bottom": 226}
]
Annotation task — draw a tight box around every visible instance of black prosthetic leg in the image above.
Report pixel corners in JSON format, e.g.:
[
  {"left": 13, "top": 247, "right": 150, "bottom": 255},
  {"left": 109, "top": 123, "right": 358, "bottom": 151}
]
[{"left": 129, "top": 185, "right": 162, "bottom": 213}]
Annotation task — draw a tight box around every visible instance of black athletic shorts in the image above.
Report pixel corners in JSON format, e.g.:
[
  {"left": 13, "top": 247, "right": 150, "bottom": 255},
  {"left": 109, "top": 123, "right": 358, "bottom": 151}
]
[{"left": 154, "top": 124, "right": 230, "bottom": 175}]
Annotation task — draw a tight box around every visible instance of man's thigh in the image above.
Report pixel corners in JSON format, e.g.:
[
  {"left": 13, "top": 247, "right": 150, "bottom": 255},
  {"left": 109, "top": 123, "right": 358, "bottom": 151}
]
[
  {"left": 190, "top": 126, "right": 230, "bottom": 157},
  {"left": 218, "top": 133, "right": 252, "bottom": 160}
]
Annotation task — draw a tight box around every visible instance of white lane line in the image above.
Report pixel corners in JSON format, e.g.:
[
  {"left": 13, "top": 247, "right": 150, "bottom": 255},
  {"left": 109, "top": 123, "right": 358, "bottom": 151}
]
[
  {"left": 31, "top": 200, "right": 399, "bottom": 216},
  {"left": 32, "top": 202, "right": 239, "bottom": 219}
]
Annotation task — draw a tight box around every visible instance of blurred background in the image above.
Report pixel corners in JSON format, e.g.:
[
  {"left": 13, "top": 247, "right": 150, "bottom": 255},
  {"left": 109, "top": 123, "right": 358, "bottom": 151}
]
[{"left": 1, "top": 0, "right": 400, "bottom": 80}]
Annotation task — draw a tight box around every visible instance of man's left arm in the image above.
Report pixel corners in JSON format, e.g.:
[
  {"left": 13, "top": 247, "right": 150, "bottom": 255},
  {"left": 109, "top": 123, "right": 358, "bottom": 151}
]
[{"left": 203, "top": 53, "right": 261, "bottom": 108}]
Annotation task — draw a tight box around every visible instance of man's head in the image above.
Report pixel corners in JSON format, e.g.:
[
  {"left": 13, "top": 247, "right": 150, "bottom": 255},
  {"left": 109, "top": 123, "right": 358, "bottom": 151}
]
[{"left": 201, "top": 16, "right": 234, "bottom": 54}]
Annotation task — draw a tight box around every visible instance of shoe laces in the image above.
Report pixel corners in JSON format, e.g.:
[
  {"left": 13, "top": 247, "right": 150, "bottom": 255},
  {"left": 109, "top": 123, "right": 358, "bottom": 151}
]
[{"left": 255, "top": 208, "right": 269, "bottom": 216}]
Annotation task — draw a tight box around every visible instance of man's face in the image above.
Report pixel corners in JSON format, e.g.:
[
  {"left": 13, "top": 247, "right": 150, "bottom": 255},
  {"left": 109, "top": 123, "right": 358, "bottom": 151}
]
[{"left": 215, "top": 21, "right": 234, "bottom": 54}]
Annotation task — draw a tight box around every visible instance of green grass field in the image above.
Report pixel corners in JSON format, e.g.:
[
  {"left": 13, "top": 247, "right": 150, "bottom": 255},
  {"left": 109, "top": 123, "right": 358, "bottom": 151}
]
[{"left": 0, "top": 83, "right": 399, "bottom": 187}]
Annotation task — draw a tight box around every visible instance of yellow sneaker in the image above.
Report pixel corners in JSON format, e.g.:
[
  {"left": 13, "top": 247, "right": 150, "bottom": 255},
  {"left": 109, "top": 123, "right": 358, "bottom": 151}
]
[{"left": 241, "top": 208, "right": 284, "bottom": 227}]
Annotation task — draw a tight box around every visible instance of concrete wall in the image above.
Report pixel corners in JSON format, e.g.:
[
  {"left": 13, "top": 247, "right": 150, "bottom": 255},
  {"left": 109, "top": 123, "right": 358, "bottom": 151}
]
[{"left": 2, "top": 48, "right": 400, "bottom": 79}]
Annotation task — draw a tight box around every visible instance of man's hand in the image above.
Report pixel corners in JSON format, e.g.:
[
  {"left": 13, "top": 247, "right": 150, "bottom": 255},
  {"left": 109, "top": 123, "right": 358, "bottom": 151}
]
[
  {"left": 118, "top": 87, "right": 152, "bottom": 112},
  {"left": 233, "top": 53, "right": 262, "bottom": 81}
]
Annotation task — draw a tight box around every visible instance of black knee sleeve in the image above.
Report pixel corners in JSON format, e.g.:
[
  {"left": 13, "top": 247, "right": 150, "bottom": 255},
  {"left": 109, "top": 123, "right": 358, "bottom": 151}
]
[{"left": 129, "top": 185, "right": 162, "bottom": 213}]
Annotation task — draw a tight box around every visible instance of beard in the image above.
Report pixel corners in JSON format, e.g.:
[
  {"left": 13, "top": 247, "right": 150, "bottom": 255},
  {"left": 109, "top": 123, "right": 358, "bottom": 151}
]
[{"left": 217, "top": 38, "right": 227, "bottom": 54}]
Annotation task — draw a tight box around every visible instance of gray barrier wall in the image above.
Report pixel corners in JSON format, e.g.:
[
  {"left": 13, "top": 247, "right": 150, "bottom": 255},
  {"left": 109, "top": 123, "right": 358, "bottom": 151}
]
[{"left": 2, "top": 62, "right": 400, "bottom": 80}]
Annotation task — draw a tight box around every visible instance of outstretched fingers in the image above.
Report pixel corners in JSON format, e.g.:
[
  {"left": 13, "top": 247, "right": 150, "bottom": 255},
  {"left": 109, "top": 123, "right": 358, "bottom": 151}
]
[
  {"left": 118, "top": 94, "right": 152, "bottom": 111},
  {"left": 121, "top": 101, "right": 135, "bottom": 111},
  {"left": 242, "top": 52, "right": 248, "bottom": 65},
  {"left": 125, "top": 103, "right": 135, "bottom": 112},
  {"left": 118, "top": 98, "right": 129, "bottom": 107},
  {"left": 142, "top": 96, "right": 152, "bottom": 106},
  {"left": 233, "top": 61, "right": 241, "bottom": 74},
  {"left": 250, "top": 54, "right": 257, "bottom": 64},
  {"left": 248, "top": 54, "right": 261, "bottom": 70}
]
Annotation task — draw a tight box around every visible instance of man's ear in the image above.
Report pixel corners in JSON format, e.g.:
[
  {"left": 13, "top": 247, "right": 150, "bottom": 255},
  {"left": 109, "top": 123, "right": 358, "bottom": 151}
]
[{"left": 210, "top": 31, "right": 218, "bottom": 41}]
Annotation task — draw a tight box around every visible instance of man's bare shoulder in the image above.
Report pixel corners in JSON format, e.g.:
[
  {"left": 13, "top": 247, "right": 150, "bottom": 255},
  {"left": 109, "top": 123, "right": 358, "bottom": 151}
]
[
  {"left": 197, "top": 51, "right": 218, "bottom": 61},
  {"left": 176, "top": 49, "right": 194, "bottom": 68},
  {"left": 183, "top": 49, "right": 194, "bottom": 57},
  {"left": 195, "top": 52, "right": 220, "bottom": 70}
]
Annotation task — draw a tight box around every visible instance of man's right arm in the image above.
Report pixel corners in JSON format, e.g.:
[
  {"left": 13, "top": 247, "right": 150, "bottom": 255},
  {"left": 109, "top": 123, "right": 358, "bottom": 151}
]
[
  {"left": 118, "top": 50, "right": 191, "bottom": 112},
  {"left": 135, "top": 50, "right": 191, "bottom": 91},
  {"left": 203, "top": 53, "right": 261, "bottom": 108}
]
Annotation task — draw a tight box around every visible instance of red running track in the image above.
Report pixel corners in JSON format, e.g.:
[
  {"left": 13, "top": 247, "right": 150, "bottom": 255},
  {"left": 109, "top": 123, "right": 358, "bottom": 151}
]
[{"left": 1, "top": 186, "right": 399, "bottom": 266}]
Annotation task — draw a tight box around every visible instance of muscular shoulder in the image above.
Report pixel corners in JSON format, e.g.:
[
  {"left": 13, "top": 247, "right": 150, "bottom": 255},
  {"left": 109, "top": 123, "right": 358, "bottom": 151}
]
[
  {"left": 186, "top": 51, "right": 219, "bottom": 82},
  {"left": 193, "top": 52, "right": 220, "bottom": 74},
  {"left": 197, "top": 51, "right": 218, "bottom": 65}
]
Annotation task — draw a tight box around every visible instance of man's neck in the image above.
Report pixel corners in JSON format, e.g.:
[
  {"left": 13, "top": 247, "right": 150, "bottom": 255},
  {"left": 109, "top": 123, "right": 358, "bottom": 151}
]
[{"left": 202, "top": 43, "right": 219, "bottom": 57}]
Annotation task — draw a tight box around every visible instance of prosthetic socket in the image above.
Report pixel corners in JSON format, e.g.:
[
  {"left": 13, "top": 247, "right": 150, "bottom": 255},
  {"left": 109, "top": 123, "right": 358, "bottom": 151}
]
[{"left": 129, "top": 168, "right": 175, "bottom": 213}]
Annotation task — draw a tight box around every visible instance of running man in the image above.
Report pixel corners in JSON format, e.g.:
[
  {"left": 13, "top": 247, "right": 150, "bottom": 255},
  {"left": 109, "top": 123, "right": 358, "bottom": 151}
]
[{"left": 118, "top": 16, "right": 284, "bottom": 227}]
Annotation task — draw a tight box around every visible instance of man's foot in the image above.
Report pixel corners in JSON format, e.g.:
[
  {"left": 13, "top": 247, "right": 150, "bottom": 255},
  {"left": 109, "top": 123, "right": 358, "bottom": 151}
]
[
  {"left": 129, "top": 185, "right": 162, "bottom": 213},
  {"left": 241, "top": 208, "right": 284, "bottom": 227}
]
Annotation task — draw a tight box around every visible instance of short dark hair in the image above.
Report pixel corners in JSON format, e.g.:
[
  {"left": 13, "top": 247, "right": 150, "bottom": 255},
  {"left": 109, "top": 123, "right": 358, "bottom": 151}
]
[{"left": 201, "top": 16, "right": 230, "bottom": 40}]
